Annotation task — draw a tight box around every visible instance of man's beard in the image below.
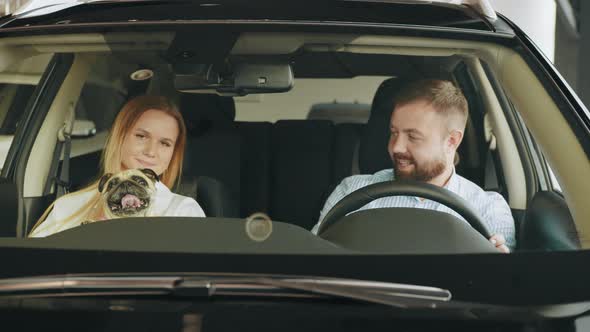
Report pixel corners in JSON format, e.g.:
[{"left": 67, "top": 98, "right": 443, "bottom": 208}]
[{"left": 392, "top": 152, "right": 447, "bottom": 182}]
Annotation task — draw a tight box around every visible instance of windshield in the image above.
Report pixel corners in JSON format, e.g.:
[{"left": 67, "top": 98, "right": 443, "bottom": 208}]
[{"left": 0, "top": 24, "right": 585, "bottom": 262}]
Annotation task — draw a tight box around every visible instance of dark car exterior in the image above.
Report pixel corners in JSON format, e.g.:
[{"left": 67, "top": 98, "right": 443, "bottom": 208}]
[{"left": 0, "top": 1, "right": 587, "bottom": 331}]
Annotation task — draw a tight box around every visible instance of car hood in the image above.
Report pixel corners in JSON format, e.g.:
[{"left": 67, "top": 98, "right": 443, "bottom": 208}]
[{"left": 1, "top": 0, "right": 509, "bottom": 33}]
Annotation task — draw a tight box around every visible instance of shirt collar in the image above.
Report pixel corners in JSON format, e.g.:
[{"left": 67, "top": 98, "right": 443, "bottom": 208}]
[
  {"left": 155, "top": 181, "right": 169, "bottom": 193},
  {"left": 444, "top": 167, "right": 459, "bottom": 192},
  {"left": 415, "top": 167, "right": 458, "bottom": 201}
]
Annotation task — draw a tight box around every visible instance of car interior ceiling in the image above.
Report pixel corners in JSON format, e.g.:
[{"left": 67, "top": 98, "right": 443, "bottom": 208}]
[{"left": 13, "top": 39, "right": 579, "bottom": 252}]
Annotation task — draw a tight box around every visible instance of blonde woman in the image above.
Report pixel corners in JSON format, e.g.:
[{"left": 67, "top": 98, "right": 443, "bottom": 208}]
[{"left": 29, "top": 95, "right": 205, "bottom": 237}]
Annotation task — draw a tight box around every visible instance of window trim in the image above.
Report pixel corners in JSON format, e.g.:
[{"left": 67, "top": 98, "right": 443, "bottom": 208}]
[{"left": 4, "top": 53, "right": 74, "bottom": 237}]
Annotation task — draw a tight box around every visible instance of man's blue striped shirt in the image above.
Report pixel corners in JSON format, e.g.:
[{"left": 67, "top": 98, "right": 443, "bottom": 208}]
[{"left": 311, "top": 168, "right": 516, "bottom": 250}]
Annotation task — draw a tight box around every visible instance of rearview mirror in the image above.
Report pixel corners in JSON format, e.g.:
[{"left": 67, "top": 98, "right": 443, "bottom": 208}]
[
  {"left": 231, "top": 63, "right": 294, "bottom": 93},
  {"left": 173, "top": 63, "right": 294, "bottom": 95}
]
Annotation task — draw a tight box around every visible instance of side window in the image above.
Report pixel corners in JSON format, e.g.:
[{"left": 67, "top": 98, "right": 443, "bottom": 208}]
[
  {"left": 0, "top": 54, "right": 53, "bottom": 170},
  {"left": 0, "top": 84, "right": 36, "bottom": 135},
  {"left": 234, "top": 76, "right": 387, "bottom": 122}
]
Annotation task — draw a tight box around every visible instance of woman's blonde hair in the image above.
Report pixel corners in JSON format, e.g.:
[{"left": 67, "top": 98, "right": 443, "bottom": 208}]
[{"left": 29, "top": 95, "right": 187, "bottom": 235}]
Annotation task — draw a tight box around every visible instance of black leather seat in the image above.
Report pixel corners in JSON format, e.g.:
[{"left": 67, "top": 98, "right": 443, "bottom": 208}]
[
  {"left": 519, "top": 191, "right": 580, "bottom": 251},
  {"left": 236, "top": 121, "right": 273, "bottom": 217},
  {"left": 179, "top": 93, "right": 240, "bottom": 217},
  {"left": 269, "top": 120, "right": 335, "bottom": 229},
  {"left": 358, "top": 77, "right": 406, "bottom": 174},
  {"left": 174, "top": 176, "right": 236, "bottom": 218}
]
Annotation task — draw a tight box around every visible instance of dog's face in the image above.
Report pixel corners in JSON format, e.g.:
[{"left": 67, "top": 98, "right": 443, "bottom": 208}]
[{"left": 98, "top": 168, "right": 159, "bottom": 219}]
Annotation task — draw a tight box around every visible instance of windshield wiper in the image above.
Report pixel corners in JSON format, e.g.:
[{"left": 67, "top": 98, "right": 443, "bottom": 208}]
[
  {"left": 177, "top": 276, "right": 451, "bottom": 308},
  {"left": 0, "top": 274, "right": 451, "bottom": 308}
]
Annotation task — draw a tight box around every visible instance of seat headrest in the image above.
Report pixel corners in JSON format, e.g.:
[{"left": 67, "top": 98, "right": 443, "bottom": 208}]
[
  {"left": 180, "top": 93, "right": 236, "bottom": 136},
  {"left": 358, "top": 77, "right": 407, "bottom": 174}
]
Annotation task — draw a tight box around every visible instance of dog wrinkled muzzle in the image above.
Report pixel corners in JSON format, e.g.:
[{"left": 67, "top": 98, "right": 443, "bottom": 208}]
[{"left": 107, "top": 181, "right": 151, "bottom": 217}]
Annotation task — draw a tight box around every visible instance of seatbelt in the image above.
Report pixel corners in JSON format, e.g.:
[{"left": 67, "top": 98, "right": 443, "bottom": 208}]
[
  {"left": 483, "top": 113, "right": 500, "bottom": 192},
  {"left": 484, "top": 149, "right": 499, "bottom": 191},
  {"left": 43, "top": 103, "right": 75, "bottom": 198}
]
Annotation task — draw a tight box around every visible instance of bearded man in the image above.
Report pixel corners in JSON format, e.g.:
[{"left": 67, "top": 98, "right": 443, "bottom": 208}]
[{"left": 311, "top": 79, "right": 515, "bottom": 253}]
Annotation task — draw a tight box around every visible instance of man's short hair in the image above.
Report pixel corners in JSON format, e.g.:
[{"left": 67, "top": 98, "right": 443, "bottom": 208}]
[{"left": 394, "top": 79, "right": 469, "bottom": 131}]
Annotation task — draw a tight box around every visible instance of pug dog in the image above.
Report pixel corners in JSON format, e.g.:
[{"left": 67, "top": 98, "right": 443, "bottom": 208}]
[{"left": 98, "top": 168, "right": 159, "bottom": 219}]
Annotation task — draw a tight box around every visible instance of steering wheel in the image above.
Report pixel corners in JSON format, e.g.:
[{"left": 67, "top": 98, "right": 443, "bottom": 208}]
[{"left": 316, "top": 180, "right": 492, "bottom": 239}]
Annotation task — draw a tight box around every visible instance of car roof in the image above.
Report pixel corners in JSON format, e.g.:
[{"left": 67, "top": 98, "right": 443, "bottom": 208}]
[{"left": 1, "top": 0, "right": 513, "bottom": 34}]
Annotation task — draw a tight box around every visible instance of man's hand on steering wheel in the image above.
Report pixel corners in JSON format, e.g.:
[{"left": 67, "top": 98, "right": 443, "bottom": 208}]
[
  {"left": 318, "top": 180, "right": 510, "bottom": 253},
  {"left": 489, "top": 234, "right": 510, "bottom": 253}
]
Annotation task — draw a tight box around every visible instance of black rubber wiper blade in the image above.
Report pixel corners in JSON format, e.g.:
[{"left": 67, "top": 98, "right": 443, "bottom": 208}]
[
  {"left": 175, "top": 276, "right": 451, "bottom": 308},
  {"left": 0, "top": 274, "right": 451, "bottom": 308}
]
